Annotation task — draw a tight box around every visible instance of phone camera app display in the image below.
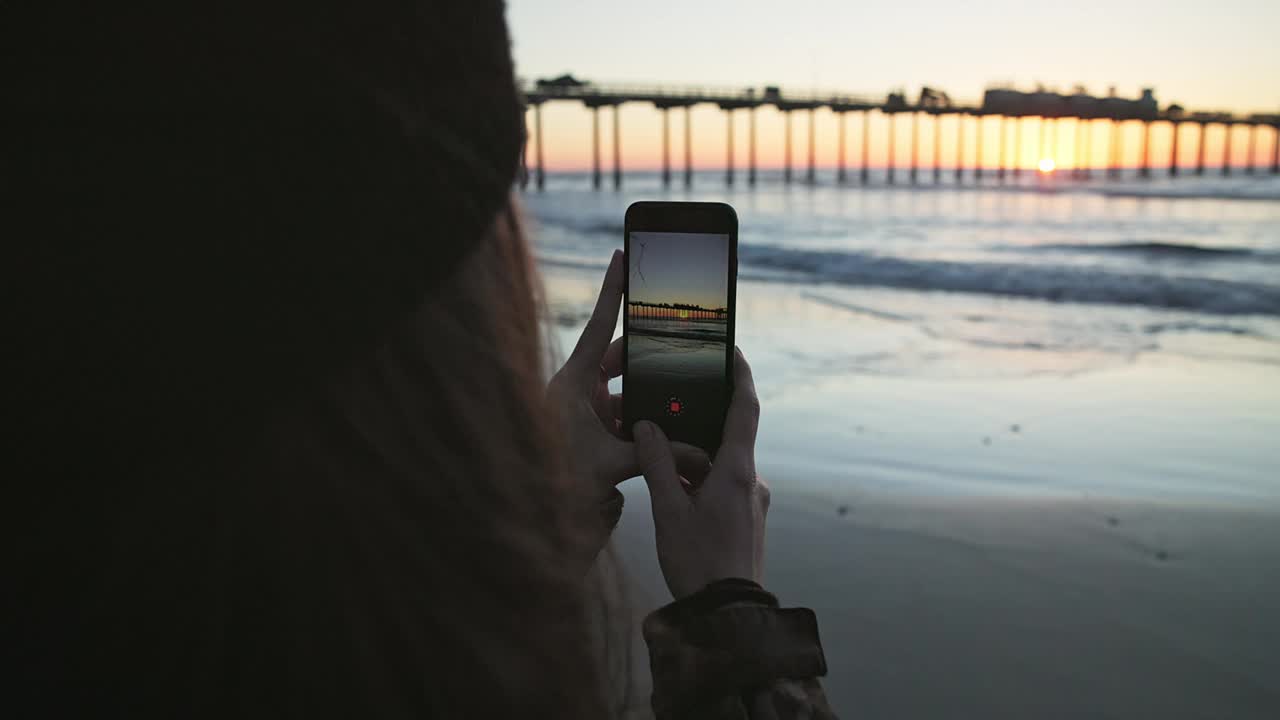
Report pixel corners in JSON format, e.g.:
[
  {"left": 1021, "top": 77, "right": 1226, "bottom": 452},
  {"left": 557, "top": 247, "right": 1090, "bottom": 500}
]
[{"left": 627, "top": 231, "right": 731, "bottom": 449}]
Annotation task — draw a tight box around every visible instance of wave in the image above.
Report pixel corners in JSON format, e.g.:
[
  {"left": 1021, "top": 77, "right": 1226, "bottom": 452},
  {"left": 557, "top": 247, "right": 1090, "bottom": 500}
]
[
  {"left": 538, "top": 247, "right": 1280, "bottom": 316},
  {"left": 1096, "top": 186, "right": 1280, "bottom": 202},
  {"left": 1142, "top": 321, "right": 1264, "bottom": 337},
  {"left": 1012, "top": 241, "right": 1277, "bottom": 261},
  {"left": 526, "top": 212, "right": 624, "bottom": 237},
  {"left": 739, "top": 245, "right": 1280, "bottom": 316}
]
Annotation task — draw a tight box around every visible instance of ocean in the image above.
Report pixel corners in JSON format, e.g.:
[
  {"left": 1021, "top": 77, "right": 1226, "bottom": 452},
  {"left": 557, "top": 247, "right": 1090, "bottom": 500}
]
[{"left": 528, "top": 169, "right": 1280, "bottom": 504}]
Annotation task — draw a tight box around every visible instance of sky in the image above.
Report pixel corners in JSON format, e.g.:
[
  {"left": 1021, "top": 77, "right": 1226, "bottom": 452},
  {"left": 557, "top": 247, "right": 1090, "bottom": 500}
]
[
  {"left": 629, "top": 232, "right": 730, "bottom": 309},
  {"left": 507, "top": 0, "right": 1280, "bottom": 171}
]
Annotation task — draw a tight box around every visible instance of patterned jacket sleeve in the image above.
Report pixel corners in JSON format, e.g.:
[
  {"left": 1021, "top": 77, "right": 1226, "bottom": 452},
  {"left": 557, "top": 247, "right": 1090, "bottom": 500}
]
[{"left": 643, "top": 579, "right": 837, "bottom": 720}]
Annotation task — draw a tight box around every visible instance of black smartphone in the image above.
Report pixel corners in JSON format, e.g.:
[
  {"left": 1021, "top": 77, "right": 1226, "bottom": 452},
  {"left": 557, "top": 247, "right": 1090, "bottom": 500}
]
[{"left": 623, "top": 201, "right": 738, "bottom": 452}]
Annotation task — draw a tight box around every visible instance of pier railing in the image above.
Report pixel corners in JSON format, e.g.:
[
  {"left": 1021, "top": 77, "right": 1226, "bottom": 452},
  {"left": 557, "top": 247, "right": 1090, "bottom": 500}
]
[{"left": 523, "top": 80, "right": 882, "bottom": 109}]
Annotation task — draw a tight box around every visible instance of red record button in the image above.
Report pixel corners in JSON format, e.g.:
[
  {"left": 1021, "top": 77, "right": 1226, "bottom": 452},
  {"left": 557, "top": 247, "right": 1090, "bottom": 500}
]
[{"left": 666, "top": 396, "right": 684, "bottom": 416}]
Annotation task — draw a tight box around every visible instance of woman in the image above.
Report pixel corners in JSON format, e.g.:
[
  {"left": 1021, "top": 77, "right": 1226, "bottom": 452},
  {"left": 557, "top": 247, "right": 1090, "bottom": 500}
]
[{"left": 7, "top": 2, "right": 834, "bottom": 718}]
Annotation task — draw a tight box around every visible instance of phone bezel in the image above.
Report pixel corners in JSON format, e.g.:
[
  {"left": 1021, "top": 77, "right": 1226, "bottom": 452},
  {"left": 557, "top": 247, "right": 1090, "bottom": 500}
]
[{"left": 622, "top": 201, "right": 739, "bottom": 449}]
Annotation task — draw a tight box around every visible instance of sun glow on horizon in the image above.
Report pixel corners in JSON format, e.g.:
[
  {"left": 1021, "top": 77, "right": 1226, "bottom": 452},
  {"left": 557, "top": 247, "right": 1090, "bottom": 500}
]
[{"left": 1038, "top": 157, "right": 1056, "bottom": 173}]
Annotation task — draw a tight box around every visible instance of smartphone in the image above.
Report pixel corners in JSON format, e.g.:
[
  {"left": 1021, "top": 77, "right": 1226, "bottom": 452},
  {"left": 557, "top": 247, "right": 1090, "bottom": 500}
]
[{"left": 623, "top": 201, "right": 738, "bottom": 452}]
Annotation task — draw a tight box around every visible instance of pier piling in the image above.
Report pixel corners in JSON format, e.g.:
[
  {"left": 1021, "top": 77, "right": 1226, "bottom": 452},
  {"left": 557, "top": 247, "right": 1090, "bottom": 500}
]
[
  {"left": 1108, "top": 120, "right": 1122, "bottom": 179},
  {"left": 591, "top": 106, "right": 601, "bottom": 189},
  {"left": 661, "top": 108, "right": 671, "bottom": 188},
  {"left": 1196, "top": 123, "right": 1207, "bottom": 176},
  {"left": 1169, "top": 121, "right": 1179, "bottom": 177},
  {"left": 1081, "top": 119, "right": 1092, "bottom": 179},
  {"left": 887, "top": 113, "right": 897, "bottom": 184},
  {"left": 998, "top": 116, "right": 1008, "bottom": 181},
  {"left": 535, "top": 103, "right": 545, "bottom": 190},
  {"left": 1139, "top": 121, "right": 1151, "bottom": 178},
  {"left": 1246, "top": 124, "right": 1257, "bottom": 174},
  {"left": 1038, "top": 117, "right": 1047, "bottom": 171},
  {"left": 784, "top": 111, "right": 793, "bottom": 185},
  {"left": 860, "top": 110, "right": 870, "bottom": 184},
  {"left": 684, "top": 107, "right": 693, "bottom": 188},
  {"left": 807, "top": 109, "right": 817, "bottom": 185},
  {"left": 934, "top": 115, "right": 943, "bottom": 183},
  {"left": 1073, "top": 119, "right": 1084, "bottom": 179},
  {"left": 974, "top": 115, "right": 984, "bottom": 181},
  {"left": 612, "top": 106, "right": 622, "bottom": 189},
  {"left": 725, "top": 109, "right": 735, "bottom": 186},
  {"left": 534, "top": 102, "right": 545, "bottom": 190},
  {"left": 1222, "top": 123, "right": 1232, "bottom": 176},
  {"left": 1013, "top": 117, "right": 1022, "bottom": 178},
  {"left": 837, "top": 111, "right": 847, "bottom": 184},
  {"left": 909, "top": 112, "right": 919, "bottom": 184},
  {"left": 749, "top": 108, "right": 758, "bottom": 186},
  {"left": 1050, "top": 118, "right": 1057, "bottom": 170}
]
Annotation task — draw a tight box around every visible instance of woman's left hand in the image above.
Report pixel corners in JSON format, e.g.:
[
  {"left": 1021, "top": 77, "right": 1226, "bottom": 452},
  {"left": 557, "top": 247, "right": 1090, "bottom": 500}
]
[{"left": 547, "top": 250, "right": 709, "bottom": 526}]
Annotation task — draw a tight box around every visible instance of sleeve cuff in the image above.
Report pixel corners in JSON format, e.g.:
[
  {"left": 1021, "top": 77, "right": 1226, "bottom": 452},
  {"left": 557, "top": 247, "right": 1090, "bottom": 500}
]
[{"left": 643, "top": 581, "right": 829, "bottom": 717}]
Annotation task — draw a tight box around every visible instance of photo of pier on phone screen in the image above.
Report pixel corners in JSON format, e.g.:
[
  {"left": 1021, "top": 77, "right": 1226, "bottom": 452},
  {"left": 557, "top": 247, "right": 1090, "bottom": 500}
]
[{"left": 625, "top": 230, "right": 734, "bottom": 451}]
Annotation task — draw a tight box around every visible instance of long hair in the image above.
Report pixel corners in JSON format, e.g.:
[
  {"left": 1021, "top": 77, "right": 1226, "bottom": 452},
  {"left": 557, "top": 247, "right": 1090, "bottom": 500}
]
[
  {"left": 236, "top": 205, "right": 607, "bottom": 717},
  {"left": 7, "top": 3, "right": 619, "bottom": 715},
  {"left": 10, "top": 206, "right": 613, "bottom": 718}
]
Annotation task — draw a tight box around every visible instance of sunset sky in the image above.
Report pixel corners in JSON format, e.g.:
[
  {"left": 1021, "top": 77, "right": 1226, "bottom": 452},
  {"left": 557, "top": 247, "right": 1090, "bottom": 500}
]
[
  {"left": 507, "top": 0, "right": 1280, "bottom": 172},
  {"left": 629, "top": 232, "right": 730, "bottom": 310}
]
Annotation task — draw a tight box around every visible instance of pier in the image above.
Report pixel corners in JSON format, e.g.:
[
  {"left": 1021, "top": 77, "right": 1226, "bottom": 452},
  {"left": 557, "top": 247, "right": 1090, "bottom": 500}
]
[
  {"left": 522, "top": 76, "right": 1280, "bottom": 189},
  {"left": 628, "top": 301, "right": 728, "bottom": 321}
]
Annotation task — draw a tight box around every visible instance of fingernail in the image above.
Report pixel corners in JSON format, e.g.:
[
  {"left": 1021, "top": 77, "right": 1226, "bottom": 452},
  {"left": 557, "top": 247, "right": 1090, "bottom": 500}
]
[{"left": 633, "top": 421, "right": 653, "bottom": 441}]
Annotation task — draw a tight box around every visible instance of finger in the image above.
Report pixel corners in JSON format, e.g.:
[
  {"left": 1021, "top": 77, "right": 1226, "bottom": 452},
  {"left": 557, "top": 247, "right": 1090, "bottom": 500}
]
[
  {"left": 566, "top": 250, "right": 624, "bottom": 380},
  {"left": 671, "top": 442, "right": 712, "bottom": 487},
  {"left": 609, "top": 393, "right": 623, "bottom": 423},
  {"left": 597, "top": 435, "right": 640, "bottom": 485},
  {"left": 719, "top": 347, "right": 760, "bottom": 457},
  {"left": 591, "top": 378, "right": 614, "bottom": 431},
  {"left": 633, "top": 421, "right": 685, "bottom": 515},
  {"left": 602, "top": 337, "right": 624, "bottom": 378}
]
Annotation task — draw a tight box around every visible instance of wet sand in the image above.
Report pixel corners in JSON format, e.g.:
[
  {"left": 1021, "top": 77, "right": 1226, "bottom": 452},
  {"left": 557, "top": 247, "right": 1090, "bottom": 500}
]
[{"left": 610, "top": 487, "right": 1280, "bottom": 718}]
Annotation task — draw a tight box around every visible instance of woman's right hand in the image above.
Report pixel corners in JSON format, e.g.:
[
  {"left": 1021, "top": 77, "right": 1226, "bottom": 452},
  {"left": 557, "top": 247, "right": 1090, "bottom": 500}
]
[{"left": 633, "top": 348, "right": 769, "bottom": 600}]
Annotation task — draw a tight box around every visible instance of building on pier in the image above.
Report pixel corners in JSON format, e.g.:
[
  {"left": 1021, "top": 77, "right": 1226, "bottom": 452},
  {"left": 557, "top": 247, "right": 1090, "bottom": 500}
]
[{"left": 982, "top": 86, "right": 1158, "bottom": 120}]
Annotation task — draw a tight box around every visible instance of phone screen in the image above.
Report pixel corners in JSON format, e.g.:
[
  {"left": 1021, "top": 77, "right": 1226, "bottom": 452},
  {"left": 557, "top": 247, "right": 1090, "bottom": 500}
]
[{"left": 624, "top": 222, "right": 736, "bottom": 451}]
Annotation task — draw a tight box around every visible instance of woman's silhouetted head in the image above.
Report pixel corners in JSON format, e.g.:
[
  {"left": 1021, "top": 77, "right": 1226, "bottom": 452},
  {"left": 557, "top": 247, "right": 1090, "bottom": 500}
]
[{"left": 9, "top": 2, "right": 608, "bottom": 717}]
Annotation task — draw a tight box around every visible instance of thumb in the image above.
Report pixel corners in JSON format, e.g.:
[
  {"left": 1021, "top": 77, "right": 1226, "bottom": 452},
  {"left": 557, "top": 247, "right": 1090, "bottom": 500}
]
[{"left": 633, "top": 421, "right": 685, "bottom": 515}]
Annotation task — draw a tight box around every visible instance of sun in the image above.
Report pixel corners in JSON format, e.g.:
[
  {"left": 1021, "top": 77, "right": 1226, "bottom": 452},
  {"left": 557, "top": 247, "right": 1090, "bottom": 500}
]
[{"left": 1038, "top": 157, "right": 1056, "bottom": 173}]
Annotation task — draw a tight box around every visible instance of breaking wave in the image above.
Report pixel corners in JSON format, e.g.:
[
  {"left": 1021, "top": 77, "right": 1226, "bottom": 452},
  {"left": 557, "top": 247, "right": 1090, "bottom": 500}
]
[{"left": 738, "top": 244, "right": 1280, "bottom": 316}]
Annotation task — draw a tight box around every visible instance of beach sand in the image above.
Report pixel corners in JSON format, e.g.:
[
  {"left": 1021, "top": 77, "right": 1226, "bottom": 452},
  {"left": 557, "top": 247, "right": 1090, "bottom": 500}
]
[{"left": 609, "top": 487, "right": 1280, "bottom": 718}]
